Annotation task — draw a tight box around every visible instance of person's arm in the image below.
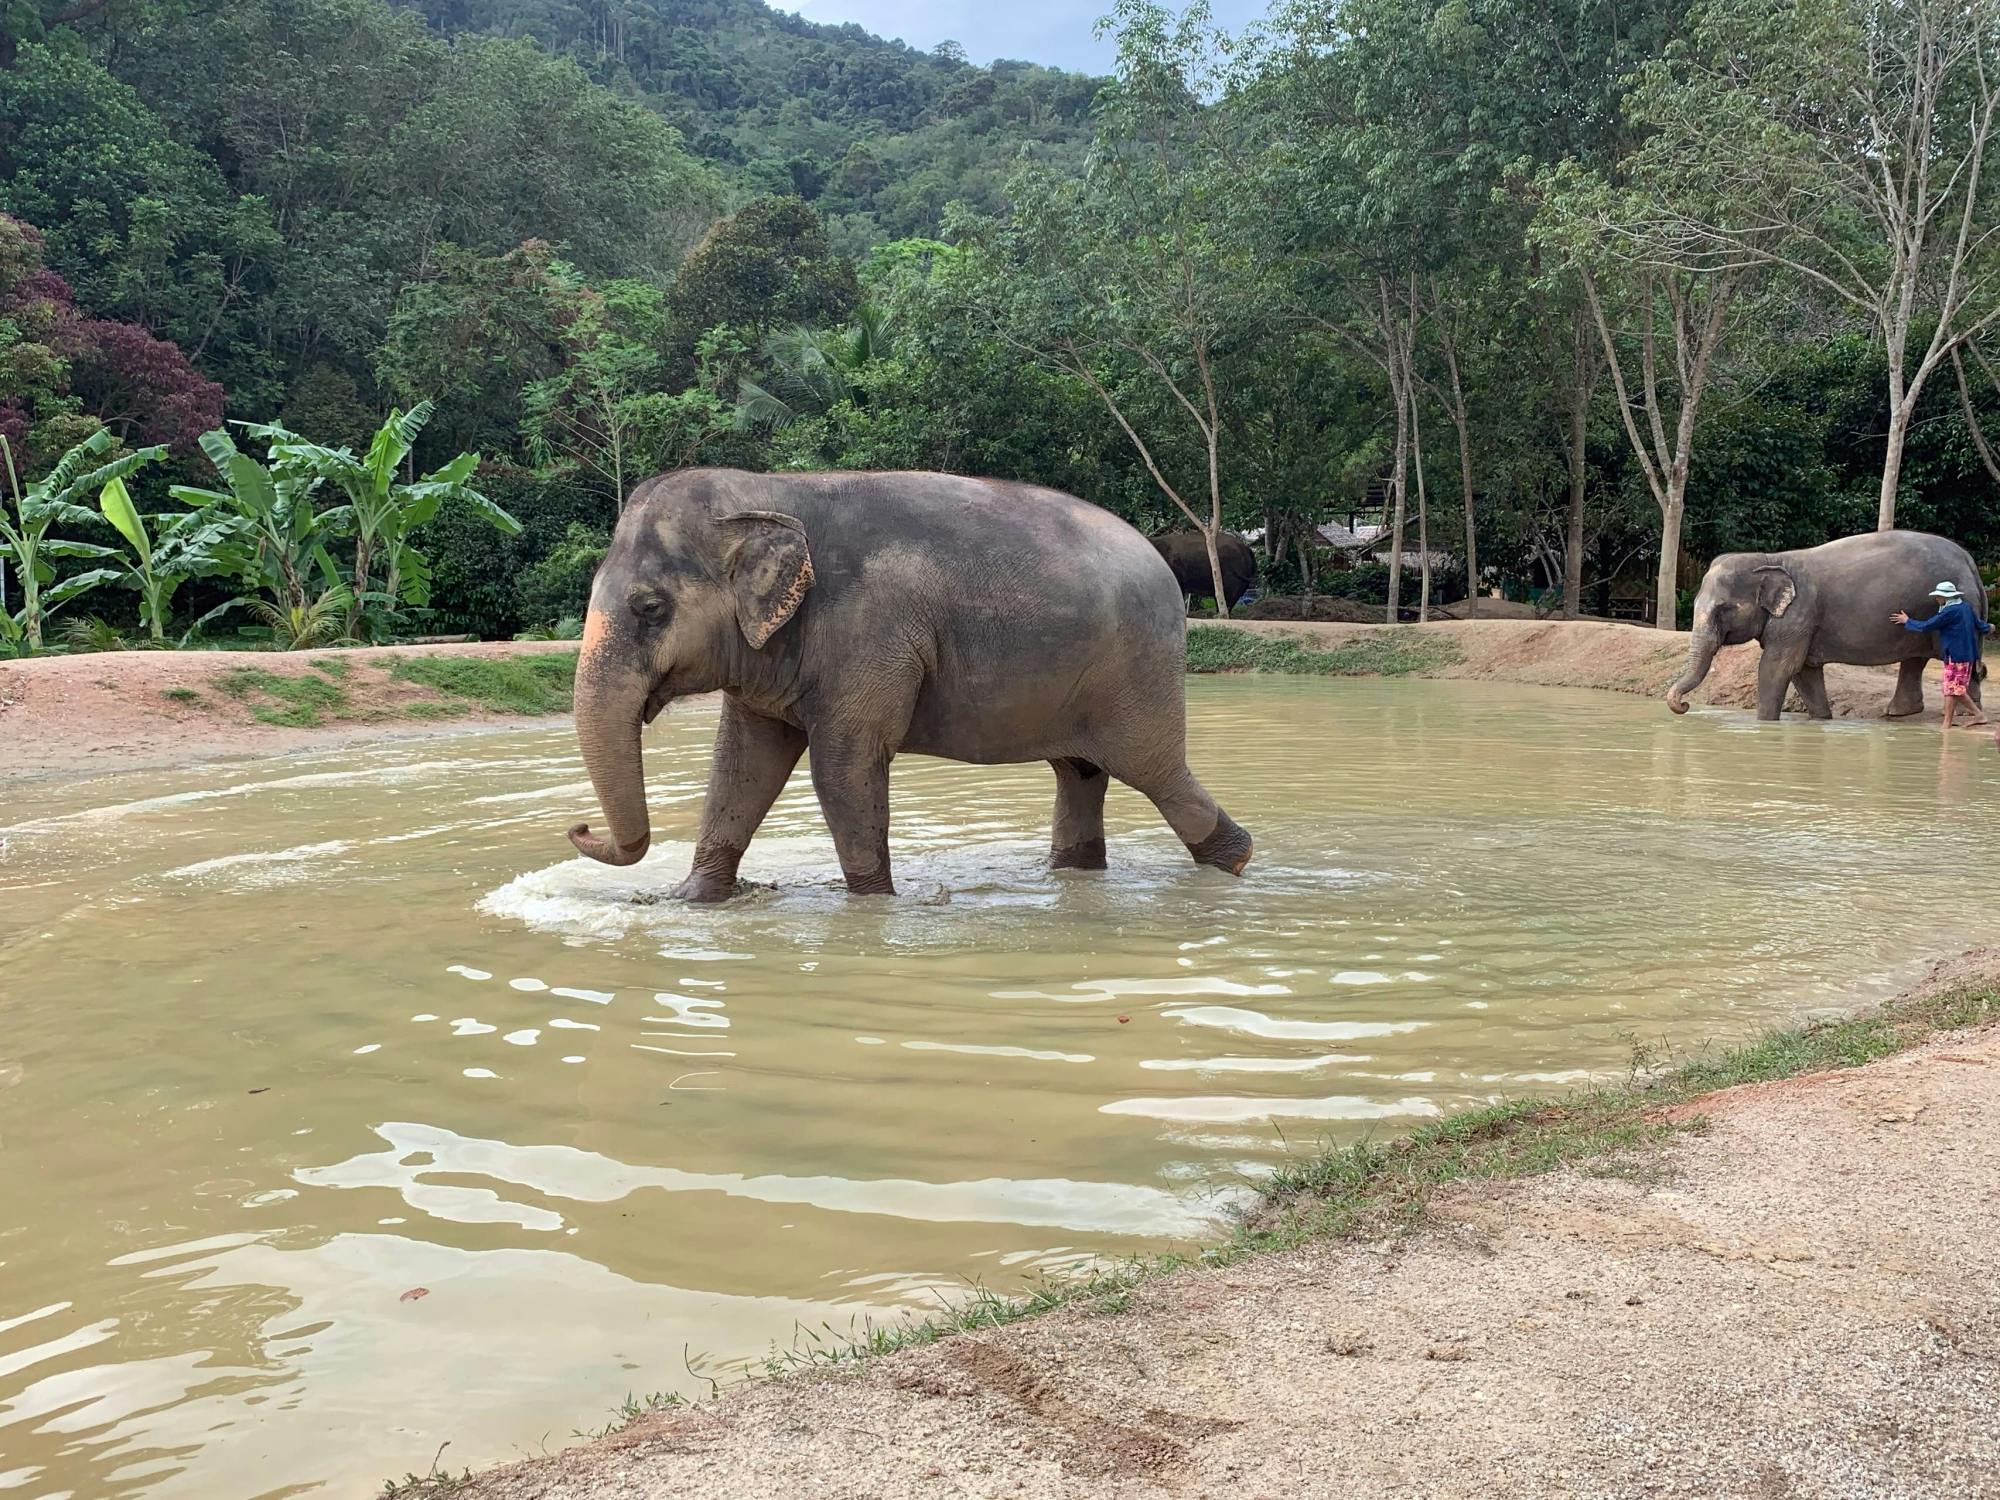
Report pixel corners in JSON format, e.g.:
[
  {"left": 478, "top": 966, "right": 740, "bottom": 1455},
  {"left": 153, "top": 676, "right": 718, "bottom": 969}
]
[{"left": 1900, "top": 610, "right": 1941, "bottom": 632}]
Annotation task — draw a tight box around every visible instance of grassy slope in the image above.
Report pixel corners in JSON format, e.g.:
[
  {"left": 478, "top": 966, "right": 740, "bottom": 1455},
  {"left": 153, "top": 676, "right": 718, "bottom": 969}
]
[
  {"left": 199, "top": 652, "right": 579, "bottom": 728},
  {"left": 1185, "top": 624, "right": 1464, "bottom": 677}
]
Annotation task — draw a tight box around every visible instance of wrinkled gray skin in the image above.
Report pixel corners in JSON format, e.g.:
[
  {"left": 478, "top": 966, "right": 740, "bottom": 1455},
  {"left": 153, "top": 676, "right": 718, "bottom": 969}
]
[
  {"left": 1667, "top": 530, "right": 1987, "bottom": 721},
  {"left": 566, "top": 469, "right": 1253, "bottom": 899},
  {"left": 1151, "top": 530, "right": 1257, "bottom": 609}
]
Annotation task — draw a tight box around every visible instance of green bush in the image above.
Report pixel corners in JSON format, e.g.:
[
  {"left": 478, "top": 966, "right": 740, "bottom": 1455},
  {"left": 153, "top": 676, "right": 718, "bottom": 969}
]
[
  {"left": 420, "top": 467, "right": 605, "bottom": 638},
  {"left": 516, "top": 522, "right": 610, "bottom": 629}
]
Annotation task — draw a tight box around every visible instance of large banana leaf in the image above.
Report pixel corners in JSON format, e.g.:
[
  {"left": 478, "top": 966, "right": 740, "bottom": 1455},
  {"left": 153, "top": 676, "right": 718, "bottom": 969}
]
[
  {"left": 32, "top": 445, "right": 168, "bottom": 514},
  {"left": 99, "top": 477, "right": 150, "bottom": 564},
  {"left": 42, "top": 568, "right": 120, "bottom": 608},
  {"left": 28, "top": 427, "right": 115, "bottom": 501},
  {"left": 38, "top": 539, "right": 119, "bottom": 559},
  {"left": 365, "top": 402, "right": 434, "bottom": 494}
]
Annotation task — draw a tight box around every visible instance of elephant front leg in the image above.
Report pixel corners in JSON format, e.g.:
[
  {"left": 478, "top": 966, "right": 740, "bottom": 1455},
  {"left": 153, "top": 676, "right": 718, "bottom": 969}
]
[
  {"left": 1754, "top": 646, "right": 1802, "bottom": 721},
  {"left": 1793, "top": 664, "right": 1834, "bottom": 721},
  {"left": 1886, "top": 657, "right": 1927, "bottom": 717},
  {"left": 1049, "top": 758, "right": 1109, "bottom": 870},
  {"left": 809, "top": 737, "right": 895, "bottom": 895},
  {"left": 675, "top": 699, "right": 807, "bottom": 903}
]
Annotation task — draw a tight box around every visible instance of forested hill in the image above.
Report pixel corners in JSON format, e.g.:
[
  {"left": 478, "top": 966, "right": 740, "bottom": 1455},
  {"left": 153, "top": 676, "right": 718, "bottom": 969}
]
[{"left": 390, "top": 0, "right": 1102, "bottom": 247}]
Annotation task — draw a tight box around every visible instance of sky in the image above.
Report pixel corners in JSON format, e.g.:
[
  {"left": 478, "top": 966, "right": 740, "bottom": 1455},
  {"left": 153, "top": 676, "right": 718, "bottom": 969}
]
[{"left": 780, "top": 1, "right": 1273, "bottom": 73}]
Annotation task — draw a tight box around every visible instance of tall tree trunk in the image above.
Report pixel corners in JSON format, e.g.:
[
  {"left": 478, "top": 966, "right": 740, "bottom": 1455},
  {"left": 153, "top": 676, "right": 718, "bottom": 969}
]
[
  {"left": 1656, "top": 487, "right": 1685, "bottom": 631},
  {"left": 1564, "top": 311, "right": 1593, "bottom": 619},
  {"left": 1385, "top": 379, "right": 1408, "bottom": 625},
  {"left": 1438, "top": 337, "right": 1478, "bottom": 618},
  {"left": 1413, "top": 390, "right": 1432, "bottom": 624},
  {"left": 1880, "top": 396, "right": 1910, "bottom": 531}
]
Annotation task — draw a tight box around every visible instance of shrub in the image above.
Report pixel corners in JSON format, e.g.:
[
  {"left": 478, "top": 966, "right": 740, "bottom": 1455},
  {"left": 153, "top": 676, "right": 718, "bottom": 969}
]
[{"left": 516, "top": 522, "right": 610, "bottom": 628}]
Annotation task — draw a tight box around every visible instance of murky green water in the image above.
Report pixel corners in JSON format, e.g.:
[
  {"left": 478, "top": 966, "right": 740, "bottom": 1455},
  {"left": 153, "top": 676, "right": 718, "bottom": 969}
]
[{"left": 2, "top": 677, "right": 1996, "bottom": 1497}]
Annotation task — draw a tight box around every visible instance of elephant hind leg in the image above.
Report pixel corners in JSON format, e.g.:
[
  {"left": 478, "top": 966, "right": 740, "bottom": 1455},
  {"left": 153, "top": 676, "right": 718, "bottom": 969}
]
[
  {"left": 1887, "top": 657, "right": 1927, "bottom": 717},
  {"left": 1794, "top": 664, "right": 1834, "bottom": 721},
  {"left": 1112, "top": 758, "right": 1252, "bottom": 876},
  {"left": 1049, "top": 758, "right": 1109, "bottom": 870}
]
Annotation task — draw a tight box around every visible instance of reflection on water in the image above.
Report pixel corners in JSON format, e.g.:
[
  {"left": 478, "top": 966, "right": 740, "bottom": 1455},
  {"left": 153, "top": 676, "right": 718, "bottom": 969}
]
[{"left": 2, "top": 676, "right": 1996, "bottom": 1496}]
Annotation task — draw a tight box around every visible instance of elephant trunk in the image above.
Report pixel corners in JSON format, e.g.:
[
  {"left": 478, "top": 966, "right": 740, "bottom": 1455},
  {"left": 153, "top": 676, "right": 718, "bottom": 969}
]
[
  {"left": 567, "top": 610, "right": 652, "bottom": 866},
  {"left": 1667, "top": 622, "right": 1721, "bottom": 716}
]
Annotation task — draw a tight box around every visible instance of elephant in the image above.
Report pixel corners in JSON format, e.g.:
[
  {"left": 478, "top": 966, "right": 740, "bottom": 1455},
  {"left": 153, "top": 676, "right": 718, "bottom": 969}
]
[
  {"left": 1150, "top": 530, "right": 1257, "bottom": 611},
  {"left": 565, "top": 469, "right": 1254, "bottom": 899},
  {"left": 1666, "top": 530, "right": 1987, "bottom": 721}
]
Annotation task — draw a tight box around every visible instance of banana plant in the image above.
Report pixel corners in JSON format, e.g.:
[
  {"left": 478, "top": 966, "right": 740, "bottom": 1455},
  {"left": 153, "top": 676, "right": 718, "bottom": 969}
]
[
  {"left": 0, "top": 430, "right": 166, "bottom": 652},
  {"left": 96, "top": 476, "right": 251, "bottom": 644},
  {"left": 169, "top": 428, "right": 340, "bottom": 625},
  {"left": 242, "top": 403, "right": 519, "bottom": 639}
]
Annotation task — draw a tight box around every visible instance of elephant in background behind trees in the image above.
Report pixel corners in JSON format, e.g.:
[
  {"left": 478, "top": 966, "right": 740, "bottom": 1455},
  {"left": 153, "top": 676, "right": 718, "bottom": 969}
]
[
  {"left": 1151, "top": 531, "right": 1256, "bottom": 611},
  {"left": 565, "top": 469, "right": 1254, "bottom": 898},
  {"left": 1666, "top": 531, "right": 1986, "bottom": 721}
]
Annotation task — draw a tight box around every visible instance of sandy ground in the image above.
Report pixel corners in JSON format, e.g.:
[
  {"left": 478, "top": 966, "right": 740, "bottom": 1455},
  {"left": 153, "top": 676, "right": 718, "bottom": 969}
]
[
  {"left": 0, "top": 639, "right": 577, "bottom": 782},
  {"left": 434, "top": 959, "right": 2000, "bottom": 1500},
  {"left": 0, "top": 620, "right": 1972, "bottom": 789}
]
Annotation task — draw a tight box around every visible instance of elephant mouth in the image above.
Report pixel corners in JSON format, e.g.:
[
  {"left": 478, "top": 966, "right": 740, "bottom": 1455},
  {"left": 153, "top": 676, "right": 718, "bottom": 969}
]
[{"left": 642, "top": 681, "right": 674, "bottom": 725}]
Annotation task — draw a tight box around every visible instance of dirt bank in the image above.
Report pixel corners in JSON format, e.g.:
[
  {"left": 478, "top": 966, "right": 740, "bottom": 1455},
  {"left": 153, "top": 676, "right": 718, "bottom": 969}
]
[
  {"left": 0, "top": 619, "right": 1969, "bottom": 789},
  {"left": 0, "top": 640, "right": 577, "bottom": 782},
  {"left": 1216, "top": 615, "right": 1967, "bottom": 723},
  {"left": 408, "top": 958, "right": 2000, "bottom": 1500}
]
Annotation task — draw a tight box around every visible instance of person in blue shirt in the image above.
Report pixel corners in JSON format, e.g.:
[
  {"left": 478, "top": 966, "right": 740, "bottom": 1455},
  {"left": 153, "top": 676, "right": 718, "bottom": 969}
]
[{"left": 1892, "top": 581, "right": 1993, "bottom": 730}]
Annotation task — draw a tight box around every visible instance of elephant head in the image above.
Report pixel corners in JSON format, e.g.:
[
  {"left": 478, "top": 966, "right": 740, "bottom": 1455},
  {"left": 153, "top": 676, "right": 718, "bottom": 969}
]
[
  {"left": 1667, "top": 555, "right": 1797, "bottom": 715},
  {"left": 566, "top": 493, "right": 815, "bottom": 865}
]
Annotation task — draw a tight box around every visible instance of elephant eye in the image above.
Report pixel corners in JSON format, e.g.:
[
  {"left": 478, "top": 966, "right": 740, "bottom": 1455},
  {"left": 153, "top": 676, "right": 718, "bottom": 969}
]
[{"left": 629, "top": 589, "right": 674, "bottom": 628}]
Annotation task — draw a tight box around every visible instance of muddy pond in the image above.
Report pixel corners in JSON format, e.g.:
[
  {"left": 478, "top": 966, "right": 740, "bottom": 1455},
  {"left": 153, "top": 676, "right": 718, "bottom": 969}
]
[{"left": 2, "top": 676, "right": 1995, "bottom": 1497}]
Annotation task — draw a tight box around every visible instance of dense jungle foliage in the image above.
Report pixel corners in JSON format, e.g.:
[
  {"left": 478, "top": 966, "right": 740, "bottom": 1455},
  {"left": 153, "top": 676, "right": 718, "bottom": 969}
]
[{"left": 4, "top": 0, "right": 1999, "bottom": 648}]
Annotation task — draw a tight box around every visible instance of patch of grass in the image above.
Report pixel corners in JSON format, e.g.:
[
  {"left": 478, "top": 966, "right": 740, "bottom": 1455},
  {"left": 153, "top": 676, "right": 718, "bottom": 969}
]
[
  {"left": 400, "top": 699, "right": 475, "bottom": 721},
  {"left": 160, "top": 686, "right": 203, "bottom": 705},
  {"left": 1245, "top": 979, "right": 2000, "bottom": 1250},
  {"left": 387, "top": 652, "right": 577, "bottom": 715},
  {"left": 214, "top": 666, "right": 352, "bottom": 728},
  {"left": 1186, "top": 624, "right": 1463, "bottom": 678},
  {"left": 310, "top": 656, "right": 352, "bottom": 678}
]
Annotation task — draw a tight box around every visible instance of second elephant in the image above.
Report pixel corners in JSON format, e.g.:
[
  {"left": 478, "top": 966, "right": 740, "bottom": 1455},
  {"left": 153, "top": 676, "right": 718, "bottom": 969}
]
[
  {"left": 1150, "top": 531, "right": 1257, "bottom": 611},
  {"left": 1666, "top": 530, "right": 1986, "bottom": 721}
]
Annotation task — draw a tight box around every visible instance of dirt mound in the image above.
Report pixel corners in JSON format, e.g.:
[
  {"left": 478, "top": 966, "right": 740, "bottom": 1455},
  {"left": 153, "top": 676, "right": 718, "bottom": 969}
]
[{"left": 0, "top": 640, "right": 578, "bottom": 782}]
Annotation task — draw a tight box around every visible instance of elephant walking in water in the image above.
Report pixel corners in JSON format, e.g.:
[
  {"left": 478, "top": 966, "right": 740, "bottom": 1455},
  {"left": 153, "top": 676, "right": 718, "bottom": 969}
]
[
  {"left": 1667, "top": 531, "right": 1987, "bottom": 721},
  {"left": 565, "top": 469, "right": 1253, "bottom": 899}
]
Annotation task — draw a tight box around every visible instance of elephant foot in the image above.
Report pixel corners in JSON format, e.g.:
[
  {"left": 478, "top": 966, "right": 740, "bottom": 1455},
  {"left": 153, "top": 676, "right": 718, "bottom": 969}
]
[
  {"left": 842, "top": 865, "right": 895, "bottom": 896},
  {"left": 1050, "top": 838, "right": 1108, "bottom": 871},
  {"left": 672, "top": 872, "right": 741, "bottom": 904},
  {"left": 1884, "top": 700, "right": 1924, "bottom": 718},
  {"left": 1186, "top": 811, "right": 1253, "bottom": 877}
]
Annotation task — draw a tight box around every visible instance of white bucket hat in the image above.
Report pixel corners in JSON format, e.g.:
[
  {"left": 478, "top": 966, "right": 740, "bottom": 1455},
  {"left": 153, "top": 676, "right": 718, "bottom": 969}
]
[{"left": 1930, "top": 581, "right": 1965, "bottom": 599}]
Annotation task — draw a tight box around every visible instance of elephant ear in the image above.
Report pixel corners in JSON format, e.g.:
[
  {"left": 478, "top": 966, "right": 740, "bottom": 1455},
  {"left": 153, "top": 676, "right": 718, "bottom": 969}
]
[
  {"left": 1754, "top": 564, "right": 1797, "bottom": 618},
  {"left": 718, "top": 510, "right": 815, "bottom": 649}
]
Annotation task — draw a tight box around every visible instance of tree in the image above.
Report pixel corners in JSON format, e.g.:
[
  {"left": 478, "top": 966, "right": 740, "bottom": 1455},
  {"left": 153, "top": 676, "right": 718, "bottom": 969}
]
[
  {"left": 968, "top": 0, "right": 1261, "bottom": 614},
  {"left": 0, "top": 427, "right": 164, "bottom": 650},
  {"left": 1625, "top": 0, "right": 2000, "bottom": 529},
  {"left": 520, "top": 280, "right": 671, "bottom": 509},
  {"left": 737, "top": 305, "right": 897, "bottom": 428},
  {"left": 94, "top": 475, "right": 246, "bottom": 642},
  {"left": 663, "top": 197, "right": 860, "bottom": 371},
  {"left": 169, "top": 428, "right": 340, "bottom": 625},
  {"left": 248, "top": 403, "right": 521, "bottom": 637}
]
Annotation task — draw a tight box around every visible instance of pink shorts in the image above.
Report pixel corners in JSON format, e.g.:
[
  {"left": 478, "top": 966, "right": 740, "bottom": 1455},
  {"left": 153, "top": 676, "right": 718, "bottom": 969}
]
[{"left": 1943, "top": 660, "right": 1975, "bottom": 697}]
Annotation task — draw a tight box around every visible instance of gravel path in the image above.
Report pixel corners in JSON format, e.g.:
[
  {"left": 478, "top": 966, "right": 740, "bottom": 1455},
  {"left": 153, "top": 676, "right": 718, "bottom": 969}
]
[{"left": 437, "top": 1015, "right": 2000, "bottom": 1500}]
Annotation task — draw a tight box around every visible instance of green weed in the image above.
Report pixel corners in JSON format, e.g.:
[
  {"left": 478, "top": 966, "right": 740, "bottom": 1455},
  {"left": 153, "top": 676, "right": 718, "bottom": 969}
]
[
  {"left": 387, "top": 652, "right": 577, "bottom": 715},
  {"left": 214, "top": 666, "right": 351, "bottom": 728},
  {"left": 160, "top": 686, "right": 203, "bottom": 705},
  {"left": 1185, "top": 624, "right": 1463, "bottom": 677}
]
